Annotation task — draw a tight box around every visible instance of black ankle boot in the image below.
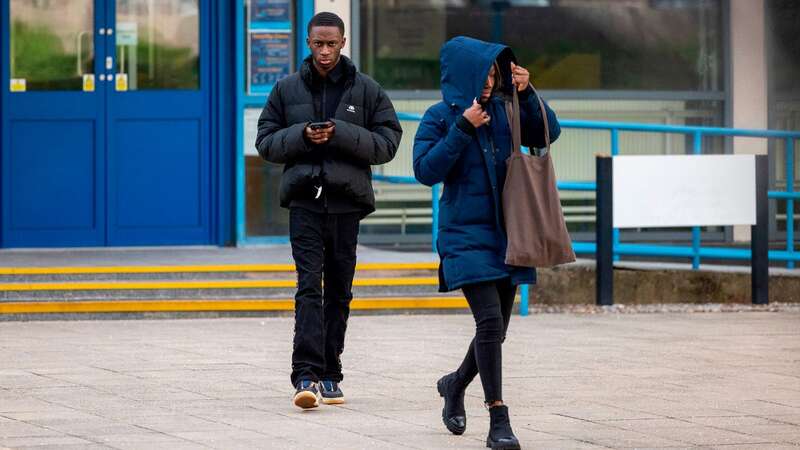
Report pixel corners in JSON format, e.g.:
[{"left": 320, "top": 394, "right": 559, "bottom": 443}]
[
  {"left": 486, "top": 405, "right": 520, "bottom": 450},
  {"left": 436, "top": 372, "right": 466, "bottom": 435}
]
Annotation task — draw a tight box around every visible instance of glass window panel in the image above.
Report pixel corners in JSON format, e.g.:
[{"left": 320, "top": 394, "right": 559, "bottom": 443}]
[
  {"left": 360, "top": 0, "right": 723, "bottom": 91},
  {"left": 10, "top": 0, "right": 94, "bottom": 91},
  {"left": 244, "top": 108, "right": 288, "bottom": 236},
  {"left": 116, "top": 0, "right": 199, "bottom": 90},
  {"left": 767, "top": 0, "right": 800, "bottom": 103},
  {"left": 766, "top": 0, "right": 799, "bottom": 234}
]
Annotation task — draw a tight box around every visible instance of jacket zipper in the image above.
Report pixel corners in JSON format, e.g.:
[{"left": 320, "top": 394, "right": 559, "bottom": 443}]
[
  {"left": 321, "top": 79, "right": 328, "bottom": 210},
  {"left": 321, "top": 79, "right": 327, "bottom": 121}
]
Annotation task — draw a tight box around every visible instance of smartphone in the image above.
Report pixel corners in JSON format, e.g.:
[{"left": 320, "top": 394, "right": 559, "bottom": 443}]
[{"left": 309, "top": 121, "right": 333, "bottom": 130}]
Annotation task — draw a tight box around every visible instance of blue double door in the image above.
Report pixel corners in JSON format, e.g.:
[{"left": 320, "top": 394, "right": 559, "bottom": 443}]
[{"left": 2, "top": 0, "right": 212, "bottom": 247}]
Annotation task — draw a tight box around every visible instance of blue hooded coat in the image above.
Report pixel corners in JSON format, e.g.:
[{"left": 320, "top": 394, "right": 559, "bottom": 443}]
[{"left": 413, "top": 37, "right": 561, "bottom": 292}]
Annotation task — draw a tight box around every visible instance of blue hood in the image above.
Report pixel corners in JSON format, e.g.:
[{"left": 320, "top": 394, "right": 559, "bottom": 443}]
[{"left": 439, "top": 36, "right": 517, "bottom": 109}]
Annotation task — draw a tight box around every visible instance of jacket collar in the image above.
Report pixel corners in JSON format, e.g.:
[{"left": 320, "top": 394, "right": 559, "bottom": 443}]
[{"left": 300, "top": 55, "right": 357, "bottom": 87}]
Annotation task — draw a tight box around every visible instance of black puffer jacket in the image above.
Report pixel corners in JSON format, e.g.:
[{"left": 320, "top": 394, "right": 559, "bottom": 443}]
[{"left": 255, "top": 56, "right": 402, "bottom": 215}]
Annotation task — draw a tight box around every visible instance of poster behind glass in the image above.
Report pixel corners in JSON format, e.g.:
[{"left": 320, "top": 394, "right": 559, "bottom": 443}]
[{"left": 248, "top": 0, "right": 293, "bottom": 94}]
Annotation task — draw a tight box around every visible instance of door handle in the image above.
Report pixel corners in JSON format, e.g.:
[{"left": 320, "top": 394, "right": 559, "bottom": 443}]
[
  {"left": 106, "top": 56, "right": 114, "bottom": 71},
  {"left": 76, "top": 31, "right": 91, "bottom": 75}
]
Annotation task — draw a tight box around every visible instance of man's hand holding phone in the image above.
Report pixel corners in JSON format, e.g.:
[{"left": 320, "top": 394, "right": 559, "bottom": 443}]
[{"left": 305, "top": 121, "right": 335, "bottom": 145}]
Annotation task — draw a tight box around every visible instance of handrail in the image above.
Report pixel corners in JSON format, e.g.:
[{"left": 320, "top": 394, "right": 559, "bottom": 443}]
[
  {"left": 398, "top": 112, "right": 800, "bottom": 139},
  {"left": 383, "top": 116, "right": 798, "bottom": 270}
]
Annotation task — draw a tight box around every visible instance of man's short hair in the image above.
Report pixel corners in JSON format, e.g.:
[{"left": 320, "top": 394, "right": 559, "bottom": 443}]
[{"left": 307, "top": 11, "right": 345, "bottom": 36}]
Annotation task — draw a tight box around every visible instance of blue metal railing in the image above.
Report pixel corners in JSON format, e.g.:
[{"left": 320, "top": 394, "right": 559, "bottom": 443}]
[{"left": 380, "top": 115, "right": 799, "bottom": 314}]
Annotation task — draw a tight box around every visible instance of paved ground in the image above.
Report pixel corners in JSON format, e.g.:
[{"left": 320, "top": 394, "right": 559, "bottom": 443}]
[{"left": 1, "top": 312, "right": 799, "bottom": 450}]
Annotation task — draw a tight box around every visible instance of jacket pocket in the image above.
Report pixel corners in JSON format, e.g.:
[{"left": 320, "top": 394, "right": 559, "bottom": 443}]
[
  {"left": 280, "top": 163, "right": 321, "bottom": 207},
  {"left": 323, "top": 159, "right": 374, "bottom": 208}
]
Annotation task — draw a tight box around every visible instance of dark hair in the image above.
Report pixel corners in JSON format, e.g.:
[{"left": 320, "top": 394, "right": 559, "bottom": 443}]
[
  {"left": 307, "top": 12, "right": 345, "bottom": 35},
  {"left": 492, "top": 61, "right": 503, "bottom": 93}
]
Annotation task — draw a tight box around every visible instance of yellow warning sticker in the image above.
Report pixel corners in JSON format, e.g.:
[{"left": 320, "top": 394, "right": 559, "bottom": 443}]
[
  {"left": 10, "top": 78, "right": 26, "bottom": 92},
  {"left": 82, "top": 74, "right": 95, "bottom": 92},
  {"left": 115, "top": 73, "right": 128, "bottom": 92}
]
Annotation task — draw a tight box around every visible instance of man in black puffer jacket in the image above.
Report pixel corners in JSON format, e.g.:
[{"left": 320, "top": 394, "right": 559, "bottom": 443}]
[{"left": 255, "top": 12, "right": 402, "bottom": 410}]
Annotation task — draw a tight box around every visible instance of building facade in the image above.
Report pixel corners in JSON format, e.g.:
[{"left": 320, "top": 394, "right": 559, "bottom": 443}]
[{"left": 1, "top": 0, "right": 797, "bottom": 248}]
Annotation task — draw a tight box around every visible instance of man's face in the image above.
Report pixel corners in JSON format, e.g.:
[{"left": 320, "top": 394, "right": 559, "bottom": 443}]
[
  {"left": 480, "top": 65, "right": 496, "bottom": 103},
  {"left": 307, "top": 26, "right": 346, "bottom": 74}
]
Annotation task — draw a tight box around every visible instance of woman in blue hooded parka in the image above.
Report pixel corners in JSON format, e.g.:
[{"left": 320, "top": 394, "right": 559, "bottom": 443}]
[{"left": 413, "top": 37, "right": 561, "bottom": 449}]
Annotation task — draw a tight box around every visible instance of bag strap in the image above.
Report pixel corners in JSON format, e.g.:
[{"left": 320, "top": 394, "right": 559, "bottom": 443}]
[{"left": 507, "top": 83, "right": 550, "bottom": 155}]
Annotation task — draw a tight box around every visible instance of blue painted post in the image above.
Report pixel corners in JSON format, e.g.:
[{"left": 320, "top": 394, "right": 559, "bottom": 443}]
[
  {"left": 491, "top": 1, "right": 507, "bottom": 43},
  {"left": 234, "top": 0, "right": 245, "bottom": 245},
  {"left": 520, "top": 284, "right": 529, "bottom": 316},
  {"left": 787, "top": 138, "right": 796, "bottom": 269},
  {"left": 431, "top": 184, "right": 440, "bottom": 252},
  {"left": 610, "top": 129, "right": 620, "bottom": 262},
  {"left": 299, "top": 0, "right": 315, "bottom": 61},
  {"left": 691, "top": 131, "right": 703, "bottom": 269}
]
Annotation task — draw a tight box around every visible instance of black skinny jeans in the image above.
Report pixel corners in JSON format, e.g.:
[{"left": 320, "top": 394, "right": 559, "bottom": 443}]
[
  {"left": 289, "top": 207, "right": 360, "bottom": 386},
  {"left": 456, "top": 277, "right": 516, "bottom": 403}
]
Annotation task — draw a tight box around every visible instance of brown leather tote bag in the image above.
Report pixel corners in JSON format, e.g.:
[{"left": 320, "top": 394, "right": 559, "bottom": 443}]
[{"left": 502, "top": 85, "right": 576, "bottom": 267}]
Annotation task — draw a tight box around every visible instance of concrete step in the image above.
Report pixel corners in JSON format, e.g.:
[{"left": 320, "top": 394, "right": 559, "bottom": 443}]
[
  {"left": 0, "top": 295, "right": 471, "bottom": 321},
  {"left": 0, "top": 263, "right": 459, "bottom": 316},
  {"left": 0, "top": 283, "right": 450, "bottom": 301},
  {"left": 0, "top": 263, "right": 438, "bottom": 282}
]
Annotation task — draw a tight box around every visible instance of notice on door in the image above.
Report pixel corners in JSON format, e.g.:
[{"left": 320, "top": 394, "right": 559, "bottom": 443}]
[
  {"left": 115, "top": 73, "right": 129, "bottom": 92},
  {"left": 249, "top": 32, "right": 291, "bottom": 94},
  {"left": 83, "top": 74, "right": 95, "bottom": 92},
  {"left": 116, "top": 22, "right": 138, "bottom": 46},
  {"left": 10, "top": 78, "right": 26, "bottom": 92}
]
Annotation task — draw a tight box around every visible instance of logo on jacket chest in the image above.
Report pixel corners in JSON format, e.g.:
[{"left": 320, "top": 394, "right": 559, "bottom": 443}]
[{"left": 346, "top": 104, "right": 356, "bottom": 114}]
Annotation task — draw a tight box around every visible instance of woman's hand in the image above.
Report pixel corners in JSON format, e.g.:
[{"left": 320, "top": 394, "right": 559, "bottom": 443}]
[
  {"left": 463, "top": 98, "right": 491, "bottom": 128},
  {"left": 510, "top": 62, "right": 530, "bottom": 91}
]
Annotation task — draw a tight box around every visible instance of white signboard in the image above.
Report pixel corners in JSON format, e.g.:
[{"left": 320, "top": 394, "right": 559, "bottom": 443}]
[
  {"left": 612, "top": 155, "right": 756, "bottom": 228},
  {"left": 116, "top": 22, "right": 138, "bottom": 46}
]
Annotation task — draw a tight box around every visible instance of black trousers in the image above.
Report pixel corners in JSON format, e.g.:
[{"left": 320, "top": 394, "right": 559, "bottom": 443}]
[
  {"left": 289, "top": 207, "right": 360, "bottom": 386},
  {"left": 455, "top": 278, "right": 516, "bottom": 403}
]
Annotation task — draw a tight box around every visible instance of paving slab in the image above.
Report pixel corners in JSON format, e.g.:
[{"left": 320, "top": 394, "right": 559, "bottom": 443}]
[{"left": 0, "top": 311, "right": 799, "bottom": 449}]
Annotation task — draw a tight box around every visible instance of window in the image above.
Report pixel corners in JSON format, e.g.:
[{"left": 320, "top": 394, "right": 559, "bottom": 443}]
[
  {"left": 359, "top": 0, "right": 723, "bottom": 92},
  {"left": 766, "top": 0, "right": 799, "bottom": 235}
]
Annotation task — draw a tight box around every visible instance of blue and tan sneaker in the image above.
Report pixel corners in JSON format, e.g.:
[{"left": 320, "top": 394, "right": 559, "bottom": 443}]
[
  {"left": 293, "top": 380, "right": 319, "bottom": 409},
  {"left": 319, "top": 380, "right": 345, "bottom": 405}
]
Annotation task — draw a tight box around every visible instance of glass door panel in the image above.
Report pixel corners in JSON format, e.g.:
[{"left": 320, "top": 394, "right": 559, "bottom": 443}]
[
  {"left": 114, "top": 0, "right": 199, "bottom": 91},
  {"left": 10, "top": 0, "right": 95, "bottom": 91}
]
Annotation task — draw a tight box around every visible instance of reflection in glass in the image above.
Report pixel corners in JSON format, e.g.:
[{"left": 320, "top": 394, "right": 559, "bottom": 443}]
[
  {"left": 10, "top": 0, "right": 94, "bottom": 91},
  {"left": 116, "top": 0, "right": 199, "bottom": 90},
  {"left": 766, "top": 0, "right": 799, "bottom": 233},
  {"left": 360, "top": 0, "right": 723, "bottom": 92},
  {"left": 246, "top": 158, "right": 290, "bottom": 236},
  {"left": 243, "top": 108, "right": 289, "bottom": 236}
]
